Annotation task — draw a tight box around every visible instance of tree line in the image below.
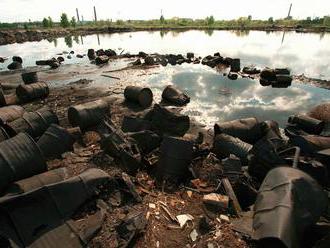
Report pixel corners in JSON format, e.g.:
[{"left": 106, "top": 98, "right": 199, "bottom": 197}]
[{"left": 42, "top": 13, "right": 76, "bottom": 28}]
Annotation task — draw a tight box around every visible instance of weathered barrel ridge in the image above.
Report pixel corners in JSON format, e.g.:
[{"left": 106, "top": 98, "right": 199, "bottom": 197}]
[
  {"left": 16, "top": 82, "right": 49, "bottom": 103},
  {"left": 0, "top": 105, "right": 25, "bottom": 124},
  {"left": 124, "top": 86, "right": 153, "bottom": 108},
  {"left": 37, "top": 124, "right": 75, "bottom": 158},
  {"left": 6, "top": 108, "right": 59, "bottom": 138},
  {"left": 0, "top": 132, "right": 47, "bottom": 192},
  {"left": 68, "top": 99, "right": 109, "bottom": 130},
  {"left": 4, "top": 167, "right": 68, "bottom": 196}
]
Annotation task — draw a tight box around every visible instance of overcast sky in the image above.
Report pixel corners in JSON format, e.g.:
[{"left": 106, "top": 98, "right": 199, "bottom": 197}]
[{"left": 0, "top": 0, "right": 329, "bottom": 23}]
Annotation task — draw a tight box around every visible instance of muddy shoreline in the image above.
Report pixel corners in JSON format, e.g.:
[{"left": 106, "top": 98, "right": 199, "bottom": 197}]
[{"left": 0, "top": 25, "right": 329, "bottom": 46}]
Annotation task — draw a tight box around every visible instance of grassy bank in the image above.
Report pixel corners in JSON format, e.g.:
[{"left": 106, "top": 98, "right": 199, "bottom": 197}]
[{"left": 1, "top": 17, "right": 330, "bottom": 32}]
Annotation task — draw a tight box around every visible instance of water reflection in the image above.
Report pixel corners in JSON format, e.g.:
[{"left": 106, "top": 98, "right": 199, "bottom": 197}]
[
  {"left": 231, "top": 30, "right": 250, "bottom": 37},
  {"left": 64, "top": 36, "right": 73, "bottom": 48},
  {"left": 204, "top": 29, "right": 214, "bottom": 36},
  {"left": 1, "top": 30, "right": 330, "bottom": 79},
  {"left": 147, "top": 65, "right": 330, "bottom": 127},
  {"left": 73, "top": 36, "right": 80, "bottom": 45}
]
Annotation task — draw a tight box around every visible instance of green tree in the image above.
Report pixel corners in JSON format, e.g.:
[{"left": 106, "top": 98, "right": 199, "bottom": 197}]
[
  {"left": 60, "top": 13, "right": 70, "bottom": 28},
  {"left": 206, "top": 16, "right": 215, "bottom": 26},
  {"left": 42, "top": 17, "right": 49, "bottom": 28},
  {"left": 48, "top": 17, "right": 54, "bottom": 28},
  {"left": 248, "top": 15, "right": 252, "bottom": 21},
  {"left": 268, "top": 17, "right": 274, "bottom": 23},
  {"left": 160, "top": 15, "right": 165, "bottom": 24},
  {"left": 324, "top": 16, "right": 330, "bottom": 26},
  {"left": 71, "top": 17, "right": 77, "bottom": 27}
]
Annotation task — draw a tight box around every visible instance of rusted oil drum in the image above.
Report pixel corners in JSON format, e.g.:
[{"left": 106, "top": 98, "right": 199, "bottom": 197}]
[
  {"left": 4, "top": 167, "right": 68, "bottom": 196},
  {"left": 0, "top": 105, "right": 25, "bottom": 125},
  {"left": 213, "top": 133, "right": 252, "bottom": 163},
  {"left": 158, "top": 136, "right": 193, "bottom": 181},
  {"left": 21, "top": 71, "right": 38, "bottom": 84},
  {"left": 161, "top": 85, "right": 190, "bottom": 106},
  {"left": 121, "top": 116, "right": 152, "bottom": 133},
  {"left": 16, "top": 82, "right": 49, "bottom": 103},
  {"left": 37, "top": 124, "right": 75, "bottom": 158},
  {"left": 4, "top": 93, "right": 20, "bottom": 106},
  {"left": 214, "top": 117, "right": 262, "bottom": 144},
  {"left": 288, "top": 114, "right": 325, "bottom": 135},
  {"left": 230, "top": 58, "right": 241, "bottom": 72},
  {"left": 0, "top": 132, "right": 47, "bottom": 192},
  {"left": 68, "top": 99, "right": 109, "bottom": 130},
  {"left": 6, "top": 108, "right": 59, "bottom": 138},
  {"left": 124, "top": 86, "right": 153, "bottom": 108}
]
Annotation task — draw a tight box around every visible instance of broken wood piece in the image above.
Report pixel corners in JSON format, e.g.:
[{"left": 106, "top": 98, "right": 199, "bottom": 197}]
[
  {"left": 159, "top": 202, "right": 177, "bottom": 223},
  {"left": 101, "top": 74, "right": 120, "bottom": 80},
  {"left": 221, "top": 178, "right": 242, "bottom": 215}
]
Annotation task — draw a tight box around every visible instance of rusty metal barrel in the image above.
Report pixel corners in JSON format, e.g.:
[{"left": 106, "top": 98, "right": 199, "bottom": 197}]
[
  {"left": 0, "top": 105, "right": 25, "bottom": 125},
  {"left": 68, "top": 99, "right": 109, "bottom": 130},
  {"left": 4, "top": 167, "right": 68, "bottom": 196},
  {"left": 124, "top": 86, "right": 153, "bottom": 108},
  {"left": 6, "top": 108, "right": 59, "bottom": 138},
  {"left": 16, "top": 82, "right": 49, "bottom": 103},
  {"left": 288, "top": 114, "right": 325, "bottom": 135},
  {"left": 214, "top": 117, "right": 262, "bottom": 144},
  {"left": 0, "top": 132, "right": 47, "bottom": 192},
  {"left": 213, "top": 133, "right": 252, "bottom": 163},
  {"left": 157, "top": 136, "right": 193, "bottom": 181},
  {"left": 37, "top": 124, "right": 75, "bottom": 158},
  {"left": 21, "top": 71, "right": 38, "bottom": 84}
]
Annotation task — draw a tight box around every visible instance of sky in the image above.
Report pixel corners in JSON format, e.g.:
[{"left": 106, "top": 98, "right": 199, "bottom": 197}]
[{"left": 0, "top": 0, "right": 329, "bottom": 23}]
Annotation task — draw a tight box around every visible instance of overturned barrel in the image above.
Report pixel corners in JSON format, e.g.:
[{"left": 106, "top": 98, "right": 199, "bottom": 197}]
[
  {"left": 37, "top": 124, "right": 76, "bottom": 158},
  {"left": 0, "top": 105, "right": 25, "bottom": 125},
  {"left": 0, "top": 132, "right": 47, "bottom": 192},
  {"left": 253, "top": 167, "right": 327, "bottom": 248},
  {"left": 68, "top": 99, "right": 109, "bottom": 130},
  {"left": 21, "top": 71, "right": 38, "bottom": 84},
  {"left": 157, "top": 136, "right": 193, "bottom": 182},
  {"left": 4, "top": 167, "right": 68, "bottom": 196},
  {"left": 16, "top": 82, "right": 49, "bottom": 103},
  {"left": 214, "top": 117, "right": 262, "bottom": 144},
  {"left": 213, "top": 133, "right": 252, "bottom": 164},
  {"left": 124, "top": 86, "right": 153, "bottom": 108},
  {"left": 6, "top": 108, "right": 59, "bottom": 138},
  {"left": 161, "top": 85, "right": 190, "bottom": 106},
  {"left": 288, "top": 114, "right": 325, "bottom": 135},
  {"left": 121, "top": 116, "right": 152, "bottom": 133}
]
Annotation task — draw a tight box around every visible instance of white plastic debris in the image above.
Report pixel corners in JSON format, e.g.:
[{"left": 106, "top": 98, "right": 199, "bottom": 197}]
[
  {"left": 176, "top": 214, "right": 194, "bottom": 228},
  {"left": 190, "top": 229, "right": 198, "bottom": 242}
]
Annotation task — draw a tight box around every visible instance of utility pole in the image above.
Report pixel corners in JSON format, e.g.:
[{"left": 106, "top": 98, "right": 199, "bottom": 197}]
[
  {"left": 76, "top": 8, "right": 80, "bottom": 22},
  {"left": 94, "top": 6, "right": 98, "bottom": 22},
  {"left": 287, "top": 3, "right": 292, "bottom": 19}
]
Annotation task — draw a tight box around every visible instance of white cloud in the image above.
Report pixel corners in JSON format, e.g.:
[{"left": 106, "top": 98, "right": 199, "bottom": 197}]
[{"left": 0, "top": 0, "right": 329, "bottom": 22}]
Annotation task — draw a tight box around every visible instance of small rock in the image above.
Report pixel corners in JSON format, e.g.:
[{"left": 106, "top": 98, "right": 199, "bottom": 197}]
[
  {"left": 219, "top": 214, "right": 230, "bottom": 223},
  {"left": 190, "top": 229, "right": 198, "bottom": 242},
  {"left": 203, "top": 193, "right": 229, "bottom": 209}
]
